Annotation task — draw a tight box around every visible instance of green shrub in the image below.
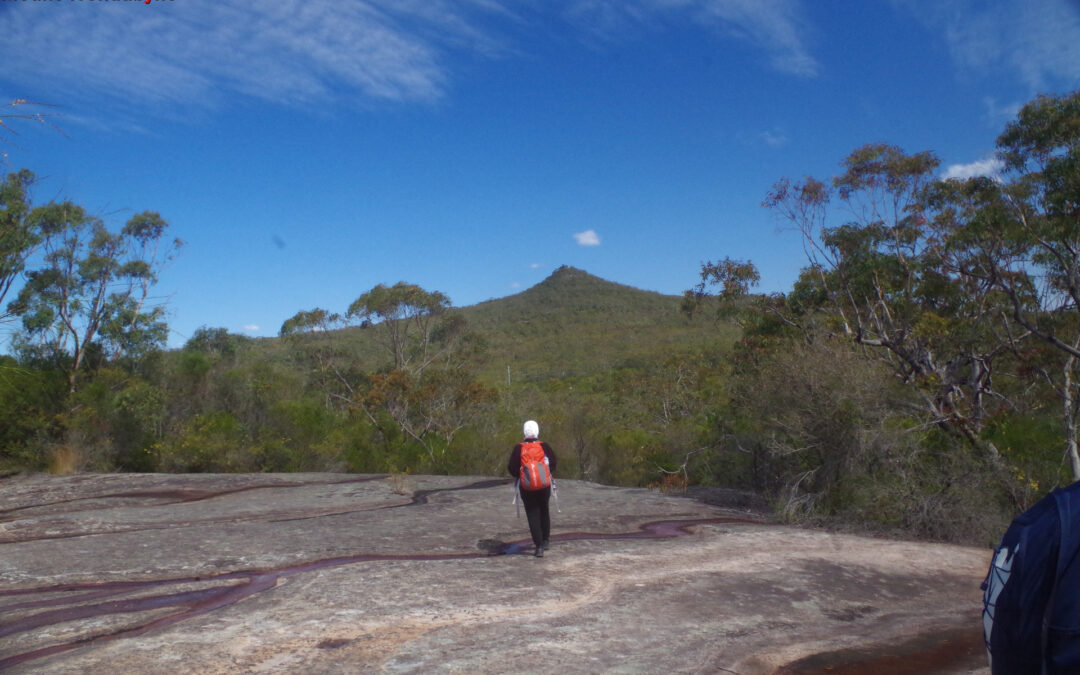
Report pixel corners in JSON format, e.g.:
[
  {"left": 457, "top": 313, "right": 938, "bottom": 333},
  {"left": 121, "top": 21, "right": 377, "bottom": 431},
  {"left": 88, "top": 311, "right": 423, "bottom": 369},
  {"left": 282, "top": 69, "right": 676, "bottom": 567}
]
[{"left": 157, "top": 412, "right": 247, "bottom": 472}]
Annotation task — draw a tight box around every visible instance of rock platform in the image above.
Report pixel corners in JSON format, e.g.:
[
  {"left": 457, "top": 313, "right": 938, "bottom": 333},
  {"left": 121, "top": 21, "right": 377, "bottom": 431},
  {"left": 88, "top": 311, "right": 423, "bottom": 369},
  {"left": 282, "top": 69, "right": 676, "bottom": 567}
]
[{"left": 0, "top": 473, "right": 992, "bottom": 673}]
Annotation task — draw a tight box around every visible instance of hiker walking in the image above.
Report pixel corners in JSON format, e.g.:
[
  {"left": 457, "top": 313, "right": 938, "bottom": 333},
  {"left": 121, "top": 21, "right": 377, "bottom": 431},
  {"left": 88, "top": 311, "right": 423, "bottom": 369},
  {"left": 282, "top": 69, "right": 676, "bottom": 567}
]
[{"left": 508, "top": 420, "right": 557, "bottom": 558}]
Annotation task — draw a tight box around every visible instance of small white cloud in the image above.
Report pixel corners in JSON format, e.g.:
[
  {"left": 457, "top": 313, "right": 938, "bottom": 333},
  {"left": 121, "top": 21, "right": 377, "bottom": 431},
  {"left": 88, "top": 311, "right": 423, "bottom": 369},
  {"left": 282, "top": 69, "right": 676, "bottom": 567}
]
[
  {"left": 573, "top": 229, "right": 601, "bottom": 246},
  {"left": 510, "top": 282, "right": 521, "bottom": 289},
  {"left": 243, "top": 324, "right": 260, "bottom": 332},
  {"left": 530, "top": 262, "right": 542, "bottom": 269},
  {"left": 761, "top": 130, "right": 788, "bottom": 148},
  {"left": 942, "top": 157, "right": 1004, "bottom": 180}
]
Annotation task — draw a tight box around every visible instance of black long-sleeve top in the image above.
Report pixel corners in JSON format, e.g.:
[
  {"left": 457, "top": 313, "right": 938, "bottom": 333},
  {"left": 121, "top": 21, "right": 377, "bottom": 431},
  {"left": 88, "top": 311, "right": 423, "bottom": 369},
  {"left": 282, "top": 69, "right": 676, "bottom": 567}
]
[{"left": 507, "top": 440, "right": 557, "bottom": 478}]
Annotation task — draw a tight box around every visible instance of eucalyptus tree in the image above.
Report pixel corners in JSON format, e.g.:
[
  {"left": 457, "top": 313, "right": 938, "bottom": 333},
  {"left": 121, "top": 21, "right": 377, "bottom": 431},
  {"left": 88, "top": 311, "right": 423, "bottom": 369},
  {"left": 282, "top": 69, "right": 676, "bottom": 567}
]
[
  {"left": 961, "top": 90, "right": 1080, "bottom": 359},
  {"left": 346, "top": 282, "right": 452, "bottom": 372},
  {"left": 920, "top": 90, "right": 1080, "bottom": 479},
  {"left": 997, "top": 90, "right": 1080, "bottom": 480},
  {"left": 11, "top": 204, "right": 179, "bottom": 394},
  {"left": 763, "top": 143, "right": 1019, "bottom": 462}
]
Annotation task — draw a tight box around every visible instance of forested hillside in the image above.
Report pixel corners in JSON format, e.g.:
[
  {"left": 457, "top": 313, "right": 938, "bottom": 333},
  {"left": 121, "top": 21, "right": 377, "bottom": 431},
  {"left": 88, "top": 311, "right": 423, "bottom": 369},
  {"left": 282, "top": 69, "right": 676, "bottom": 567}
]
[
  {"left": 0, "top": 262, "right": 737, "bottom": 493},
  {"left": 462, "top": 265, "right": 734, "bottom": 382}
]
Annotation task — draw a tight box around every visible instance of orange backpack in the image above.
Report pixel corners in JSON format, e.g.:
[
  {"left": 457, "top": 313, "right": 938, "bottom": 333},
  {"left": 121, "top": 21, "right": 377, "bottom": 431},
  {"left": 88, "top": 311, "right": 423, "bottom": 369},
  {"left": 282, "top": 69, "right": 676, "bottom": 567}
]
[{"left": 519, "top": 441, "right": 551, "bottom": 490}]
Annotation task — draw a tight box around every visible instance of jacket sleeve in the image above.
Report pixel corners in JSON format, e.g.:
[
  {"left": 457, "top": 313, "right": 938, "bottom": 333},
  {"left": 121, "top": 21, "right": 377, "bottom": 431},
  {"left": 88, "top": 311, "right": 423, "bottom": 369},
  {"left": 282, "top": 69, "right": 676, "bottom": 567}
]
[
  {"left": 507, "top": 444, "right": 522, "bottom": 478},
  {"left": 542, "top": 442, "right": 557, "bottom": 474}
]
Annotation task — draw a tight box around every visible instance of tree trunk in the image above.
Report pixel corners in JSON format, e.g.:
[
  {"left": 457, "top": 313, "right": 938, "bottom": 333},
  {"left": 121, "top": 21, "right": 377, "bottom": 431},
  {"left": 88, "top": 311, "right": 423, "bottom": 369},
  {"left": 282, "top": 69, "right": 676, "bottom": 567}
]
[{"left": 1064, "top": 354, "right": 1080, "bottom": 482}]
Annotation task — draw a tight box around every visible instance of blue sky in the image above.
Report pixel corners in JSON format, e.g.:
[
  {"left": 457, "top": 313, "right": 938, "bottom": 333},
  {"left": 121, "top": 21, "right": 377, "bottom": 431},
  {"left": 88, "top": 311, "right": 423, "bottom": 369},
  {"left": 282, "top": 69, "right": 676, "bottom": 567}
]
[{"left": 2, "top": 0, "right": 1079, "bottom": 348}]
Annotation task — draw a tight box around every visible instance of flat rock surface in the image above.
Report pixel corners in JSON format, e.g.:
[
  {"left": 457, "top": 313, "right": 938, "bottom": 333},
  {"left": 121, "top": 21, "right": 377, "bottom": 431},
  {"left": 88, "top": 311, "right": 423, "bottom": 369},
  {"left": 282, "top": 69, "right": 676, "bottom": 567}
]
[{"left": 0, "top": 473, "right": 992, "bottom": 674}]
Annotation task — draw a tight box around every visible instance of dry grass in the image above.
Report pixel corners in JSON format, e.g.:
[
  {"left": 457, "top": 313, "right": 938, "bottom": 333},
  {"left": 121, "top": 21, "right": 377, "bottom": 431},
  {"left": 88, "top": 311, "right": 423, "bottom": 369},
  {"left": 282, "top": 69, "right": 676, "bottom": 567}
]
[{"left": 49, "top": 445, "right": 82, "bottom": 475}]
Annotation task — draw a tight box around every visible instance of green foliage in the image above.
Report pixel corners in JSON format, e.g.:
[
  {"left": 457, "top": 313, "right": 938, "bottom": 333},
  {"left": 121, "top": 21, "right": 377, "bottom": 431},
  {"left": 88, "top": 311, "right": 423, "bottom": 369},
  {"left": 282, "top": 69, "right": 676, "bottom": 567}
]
[
  {"left": 985, "top": 413, "right": 1071, "bottom": 505},
  {"left": 599, "top": 429, "right": 657, "bottom": 486},
  {"left": 280, "top": 308, "right": 341, "bottom": 337},
  {"left": 0, "top": 169, "right": 38, "bottom": 325},
  {"left": 718, "top": 331, "right": 1012, "bottom": 542},
  {"left": 683, "top": 257, "right": 761, "bottom": 318},
  {"left": 157, "top": 411, "right": 247, "bottom": 472},
  {"left": 0, "top": 357, "right": 64, "bottom": 470},
  {"left": 185, "top": 326, "right": 250, "bottom": 357},
  {"left": 110, "top": 378, "right": 166, "bottom": 471},
  {"left": 838, "top": 425, "right": 1011, "bottom": 545}
]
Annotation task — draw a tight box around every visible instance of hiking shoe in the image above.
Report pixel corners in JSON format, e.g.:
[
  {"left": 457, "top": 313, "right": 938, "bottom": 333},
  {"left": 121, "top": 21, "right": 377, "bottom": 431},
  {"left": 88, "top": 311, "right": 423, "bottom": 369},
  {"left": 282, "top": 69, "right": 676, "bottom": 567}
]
[
  {"left": 542, "top": 540, "right": 550, "bottom": 551},
  {"left": 534, "top": 547, "right": 544, "bottom": 558}
]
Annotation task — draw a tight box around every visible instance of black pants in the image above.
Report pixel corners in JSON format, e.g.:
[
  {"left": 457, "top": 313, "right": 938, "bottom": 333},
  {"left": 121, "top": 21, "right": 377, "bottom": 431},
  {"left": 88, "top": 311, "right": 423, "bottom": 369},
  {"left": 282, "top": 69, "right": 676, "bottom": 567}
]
[{"left": 520, "top": 486, "right": 551, "bottom": 548}]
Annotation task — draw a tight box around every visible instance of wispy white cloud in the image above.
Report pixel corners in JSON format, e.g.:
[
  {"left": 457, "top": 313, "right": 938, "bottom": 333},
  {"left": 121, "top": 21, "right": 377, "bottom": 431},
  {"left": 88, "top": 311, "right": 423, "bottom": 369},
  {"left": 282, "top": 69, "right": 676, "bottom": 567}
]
[
  {"left": 574, "top": 229, "right": 601, "bottom": 246},
  {"left": 243, "top": 324, "right": 260, "bottom": 332},
  {"left": 0, "top": 0, "right": 820, "bottom": 123},
  {"left": 693, "top": 0, "right": 819, "bottom": 77},
  {"left": 941, "top": 157, "right": 1004, "bottom": 180},
  {"left": 0, "top": 0, "right": 513, "bottom": 113},
  {"left": 983, "top": 97, "right": 1024, "bottom": 127},
  {"left": 530, "top": 262, "right": 542, "bottom": 269},
  {"left": 565, "top": 0, "right": 819, "bottom": 77},
  {"left": 898, "top": 0, "right": 1080, "bottom": 91}
]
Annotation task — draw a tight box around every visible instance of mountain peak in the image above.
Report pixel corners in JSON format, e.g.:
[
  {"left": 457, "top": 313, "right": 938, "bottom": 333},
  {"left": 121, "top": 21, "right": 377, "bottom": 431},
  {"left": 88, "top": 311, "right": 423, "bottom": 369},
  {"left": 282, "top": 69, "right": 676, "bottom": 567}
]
[
  {"left": 549, "top": 264, "right": 587, "bottom": 278},
  {"left": 539, "top": 265, "right": 599, "bottom": 286},
  {"left": 493, "top": 265, "right": 675, "bottom": 318},
  {"left": 464, "top": 266, "right": 676, "bottom": 323}
]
